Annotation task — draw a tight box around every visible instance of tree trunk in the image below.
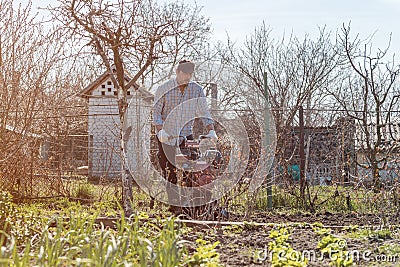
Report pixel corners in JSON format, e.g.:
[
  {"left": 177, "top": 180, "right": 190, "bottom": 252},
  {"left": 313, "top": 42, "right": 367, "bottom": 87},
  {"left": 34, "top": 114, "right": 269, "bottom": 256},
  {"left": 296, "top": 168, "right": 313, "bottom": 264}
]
[
  {"left": 118, "top": 92, "right": 133, "bottom": 216},
  {"left": 372, "top": 162, "right": 381, "bottom": 193}
]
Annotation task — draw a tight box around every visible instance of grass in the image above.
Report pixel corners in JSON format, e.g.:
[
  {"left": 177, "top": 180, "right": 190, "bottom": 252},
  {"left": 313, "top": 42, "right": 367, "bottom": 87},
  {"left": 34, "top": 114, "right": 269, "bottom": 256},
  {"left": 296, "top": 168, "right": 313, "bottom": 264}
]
[
  {"left": 8, "top": 179, "right": 400, "bottom": 222},
  {"left": 252, "top": 185, "right": 400, "bottom": 214},
  {"left": 378, "top": 243, "right": 400, "bottom": 255},
  {"left": 9, "top": 174, "right": 400, "bottom": 217},
  {"left": 344, "top": 228, "right": 393, "bottom": 240},
  {"left": 2, "top": 178, "right": 400, "bottom": 266},
  {"left": 1, "top": 203, "right": 183, "bottom": 266},
  {"left": 0, "top": 191, "right": 225, "bottom": 267}
]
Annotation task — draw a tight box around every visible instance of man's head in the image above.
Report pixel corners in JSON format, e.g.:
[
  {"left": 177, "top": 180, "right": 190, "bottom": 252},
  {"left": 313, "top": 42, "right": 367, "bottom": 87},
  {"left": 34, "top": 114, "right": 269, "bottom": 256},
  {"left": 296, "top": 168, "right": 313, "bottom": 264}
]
[{"left": 176, "top": 59, "right": 195, "bottom": 85}]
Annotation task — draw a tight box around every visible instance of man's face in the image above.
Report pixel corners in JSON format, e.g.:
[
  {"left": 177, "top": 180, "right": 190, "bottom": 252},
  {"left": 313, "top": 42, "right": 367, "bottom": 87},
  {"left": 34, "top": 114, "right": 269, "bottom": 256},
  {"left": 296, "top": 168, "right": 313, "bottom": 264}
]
[{"left": 176, "top": 69, "right": 193, "bottom": 85}]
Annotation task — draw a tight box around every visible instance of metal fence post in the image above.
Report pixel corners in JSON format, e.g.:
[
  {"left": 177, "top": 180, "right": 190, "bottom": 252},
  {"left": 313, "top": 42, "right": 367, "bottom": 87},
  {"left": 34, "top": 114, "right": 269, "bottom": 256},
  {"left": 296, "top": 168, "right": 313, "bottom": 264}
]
[{"left": 264, "top": 72, "right": 273, "bottom": 210}]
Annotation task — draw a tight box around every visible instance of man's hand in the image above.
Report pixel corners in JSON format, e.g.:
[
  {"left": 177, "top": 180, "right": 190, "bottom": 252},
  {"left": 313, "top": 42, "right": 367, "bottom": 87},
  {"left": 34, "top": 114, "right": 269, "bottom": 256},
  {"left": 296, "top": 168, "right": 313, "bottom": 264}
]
[
  {"left": 205, "top": 130, "right": 218, "bottom": 142},
  {"left": 157, "top": 129, "right": 169, "bottom": 143}
]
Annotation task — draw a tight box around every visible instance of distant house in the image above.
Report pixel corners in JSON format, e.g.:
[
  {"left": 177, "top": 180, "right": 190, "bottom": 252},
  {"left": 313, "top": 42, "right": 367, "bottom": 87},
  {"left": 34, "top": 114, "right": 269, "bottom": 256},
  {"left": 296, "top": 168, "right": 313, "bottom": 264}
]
[
  {"left": 1, "top": 122, "right": 90, "bottom": 175},
  {"left": 283, "top": 117, "right": 356, "bottom": 185},
  {"left": 79, "top": 69, "right": 153, "bottom": 179},
  {"left": 1, "top": 124, "right": 43, "bottom": 159},
  {"left": 355, "top": 121, "right": 400, "bottom": 183}
]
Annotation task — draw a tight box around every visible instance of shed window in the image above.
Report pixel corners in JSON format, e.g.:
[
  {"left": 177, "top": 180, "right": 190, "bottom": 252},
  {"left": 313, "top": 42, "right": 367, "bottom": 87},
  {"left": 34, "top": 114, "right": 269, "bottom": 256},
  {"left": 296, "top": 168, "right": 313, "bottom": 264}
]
[
  {"left": 127, "top": 91, "right": 131, "bottom": 95},
  {"left": 101, "top": 91, "right": 105, "bottom": 95},
  {"left": 108, "top": 88, "right": 112, "bottom": 92},
  {"left": 114, "top": 91, "right": 118, "bottom": 96},
  {"left": 107, "top": 81, "right": 112, "bottom": 85}
]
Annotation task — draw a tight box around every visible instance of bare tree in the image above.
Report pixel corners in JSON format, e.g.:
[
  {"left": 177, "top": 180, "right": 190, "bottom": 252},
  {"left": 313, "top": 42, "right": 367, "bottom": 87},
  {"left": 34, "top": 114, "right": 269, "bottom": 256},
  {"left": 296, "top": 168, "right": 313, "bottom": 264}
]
[
  {"left": 333, "top": 23, "right": 400, "bottom": 191},
  {"left": 223, "top": 23, "right": 341, "bottom": 207},
  {"left": 49, "top": 0, "right": 211, "bottom": 215},
  {"left": 0, "top": 0, "right": 88, "bottom": 198},
  {"left": 0, "top": 0, "right": 43, "bottom": 166}
]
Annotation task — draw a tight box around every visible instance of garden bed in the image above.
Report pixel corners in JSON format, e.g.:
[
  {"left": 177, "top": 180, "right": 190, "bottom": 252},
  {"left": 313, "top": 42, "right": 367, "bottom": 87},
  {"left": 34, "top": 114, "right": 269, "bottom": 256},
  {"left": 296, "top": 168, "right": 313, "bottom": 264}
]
[
  {"left": 179, "top": 216, "right": 400, "bottom": 266},
  {"left": 2, "top": 189, "right": 400, "bottom": 266}
]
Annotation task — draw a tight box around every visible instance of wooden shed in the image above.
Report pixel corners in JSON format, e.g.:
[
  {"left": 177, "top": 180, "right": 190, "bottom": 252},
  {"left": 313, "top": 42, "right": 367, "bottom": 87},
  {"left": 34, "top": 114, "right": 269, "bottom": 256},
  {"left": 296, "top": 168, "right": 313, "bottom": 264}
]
[{"left": 80, "top": 69, "right": 153, "bottom": 179}]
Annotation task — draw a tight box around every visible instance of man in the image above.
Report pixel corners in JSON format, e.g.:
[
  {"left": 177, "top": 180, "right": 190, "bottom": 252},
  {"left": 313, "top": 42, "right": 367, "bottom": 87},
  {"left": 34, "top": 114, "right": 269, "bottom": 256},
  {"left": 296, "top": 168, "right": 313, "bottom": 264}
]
[{"left": 153, "top": 59, "right": 217, "bottom": 208}]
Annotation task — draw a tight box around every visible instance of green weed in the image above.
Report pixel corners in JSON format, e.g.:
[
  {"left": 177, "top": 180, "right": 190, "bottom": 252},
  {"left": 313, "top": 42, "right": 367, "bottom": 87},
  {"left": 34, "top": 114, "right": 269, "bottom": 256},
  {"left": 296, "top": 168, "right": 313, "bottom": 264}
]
[
  {"left": 378, "top": 243, "right": 400, "bottom": 255},
  {"left": 222, "top": 224, "right": 244, "bottom": 235},
  {"left": 267, "top": 227, "right": 308, "bottom": 267},
  {"left": 0, "top": 202, "right": 185, "bottom": 266},
  {"left": 344, "top": 228, "right": 392, "bottom": 241},
  {"left": 314, "top": 225, "right": 353, "bottom": 267},
  {"left": 184, "top": 238, "right": 222, "bottom": 267}
]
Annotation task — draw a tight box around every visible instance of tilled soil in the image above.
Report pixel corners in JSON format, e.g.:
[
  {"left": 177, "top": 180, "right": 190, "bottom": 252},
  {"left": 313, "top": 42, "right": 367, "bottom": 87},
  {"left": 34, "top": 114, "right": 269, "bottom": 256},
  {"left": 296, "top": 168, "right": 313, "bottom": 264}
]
[
  {"left": 180, "top": 212, "right": 400, "bottom": 266},
  {"left": 229, "top": 211, "right": 400, "bottom": 226}
]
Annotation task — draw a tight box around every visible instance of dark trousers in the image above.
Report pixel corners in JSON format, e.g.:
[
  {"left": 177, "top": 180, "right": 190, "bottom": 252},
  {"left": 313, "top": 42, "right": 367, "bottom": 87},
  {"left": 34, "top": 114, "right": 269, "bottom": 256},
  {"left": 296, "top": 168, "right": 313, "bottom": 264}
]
[{"left": 157, "top": 135, "right": 193, "bottom": 203}]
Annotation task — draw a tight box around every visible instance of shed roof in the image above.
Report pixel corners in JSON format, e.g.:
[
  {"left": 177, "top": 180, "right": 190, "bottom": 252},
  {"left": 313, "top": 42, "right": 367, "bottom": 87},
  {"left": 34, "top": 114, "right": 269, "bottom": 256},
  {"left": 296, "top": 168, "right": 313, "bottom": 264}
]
[{"left": 79, "top": 68, "right": 153, "bottom": 102}]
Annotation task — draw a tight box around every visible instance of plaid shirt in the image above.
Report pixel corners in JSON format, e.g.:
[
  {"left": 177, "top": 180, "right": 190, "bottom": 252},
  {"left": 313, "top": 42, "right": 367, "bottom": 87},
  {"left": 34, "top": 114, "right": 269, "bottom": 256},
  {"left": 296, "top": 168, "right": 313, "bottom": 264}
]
[{"left": 153, "top": 78, "right": 213, "bottom": 146}]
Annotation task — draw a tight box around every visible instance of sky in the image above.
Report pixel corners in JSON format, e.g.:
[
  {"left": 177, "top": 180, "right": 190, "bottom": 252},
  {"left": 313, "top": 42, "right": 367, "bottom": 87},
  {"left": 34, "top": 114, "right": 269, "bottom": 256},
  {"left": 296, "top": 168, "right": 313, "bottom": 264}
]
[
  {"left": 192, "top": 0, "right": 400, "bottom": 57},
  {"left": 20, "top": 0, "right": 400, "bottom": 57}
]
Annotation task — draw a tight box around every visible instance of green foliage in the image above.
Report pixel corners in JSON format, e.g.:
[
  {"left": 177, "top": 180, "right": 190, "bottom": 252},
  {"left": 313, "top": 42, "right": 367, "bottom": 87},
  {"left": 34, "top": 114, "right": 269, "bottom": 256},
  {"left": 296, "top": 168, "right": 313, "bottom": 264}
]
[
  {"left": 368, "top": 229, "right": 392, "bottom": 240},
  {"left": 254, "top": 185, "right": 399, "bottom": 214},
  {"left": 342, "top": 225, "right": 359, "bottom": 233},
  {"left": 184, "top": 238, "right": 222, "bottom": 267},
  {"left": 344, "top": 228, "right": 392, "bottom": 241},
  {"left": 268, "top": 227, "right": 308, "bottom": 267},
  {"left": 222, "top": 224, "right": 244, "bottom": 235},
  {"left": 314, "top": 225, "right": 353, "bottom": 267},
  {"left": 2, "top": 179, "right": 399, "bottom": 266},
  {"left": 243, "top": 221, "right": 258, "bottom": 230},
  {"left": 74, "top": 182, "right": 95, "bottom": 200},
  {"left": 153, "top": 217, "right": 187, "bottom": 266},
  {"left": 317, "top": 235, "right": 353, "bottom": 267},
  {"left": 312, "top": 223, "right": 331, "bottom": 236},
  {"left": 378, "top": 243, "right": 400, "bottom": 255},
  {"left": 8, "top": 208, "right": 45, "bottom": 246},
  {"left": 0, "top": 203, "right": 185, "bottom": 266},
  {"left": 269, "top": 227, "right": 290, "bottom": 245}
]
